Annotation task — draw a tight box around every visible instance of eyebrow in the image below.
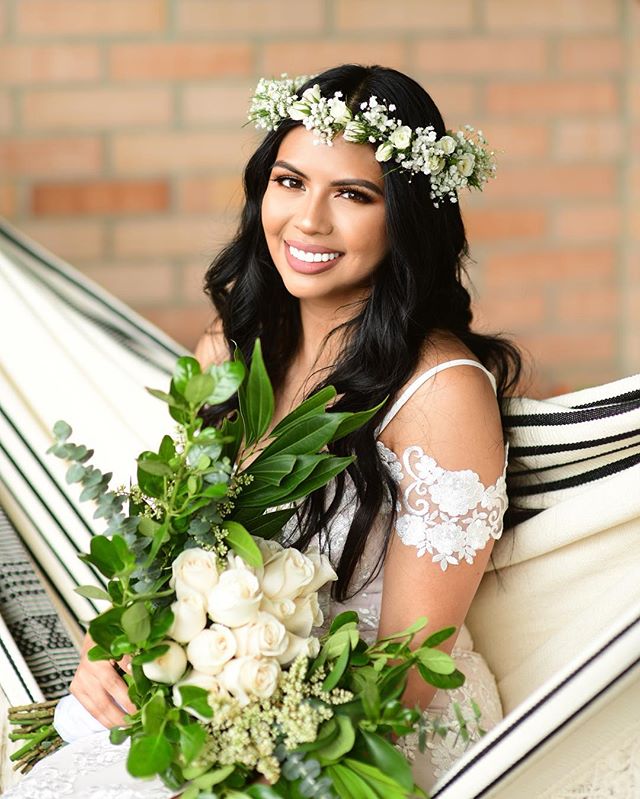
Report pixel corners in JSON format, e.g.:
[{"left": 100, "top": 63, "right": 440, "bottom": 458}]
[{"left": 270, "top": 160, "right": 384, "bottom": 197}]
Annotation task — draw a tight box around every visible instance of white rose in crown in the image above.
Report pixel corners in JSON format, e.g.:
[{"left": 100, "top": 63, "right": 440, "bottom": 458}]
[
  {"left": 457, "top": 152, "right": 476, "bottom": 177},
  {"left": 167, "top": 593, "right": 207, "bottom": 644},
  {"left": 261, "top": 549, "right": 315, "bottom": 601},
  {"left": 428, "top": 154, "right": 445, "bottom": 175},
  {"left": 186, "top": 625, "right": 237, "bottom": 675},
  {"left": 219, "top": 656, "right": 281, "bottom": 706},
  {"left": 375, "top": 141, "right": 395, "bottom": 162},
  {"left": 172, "top": 669, "right": 229, "bottom": 708},
  {"left": 299, "top": 551, "right": 338, "bottom": 596},
  {"left": 233, "top": 611, "right": 289, "bottom": 659},
  {"left": 389, "top": 125, "right": 412, "bottom": 150},
  {"left": 278, "top": 633, "right": 321, "bottom": 666},
  {"left": 171, "top": 548, "right": 219, "bottom": 601},
  {"left": 285, "top": 593, "right": 323, "bottom": 638},
  {"left": 142, "top": 640, "right": 187, "bottom": 684},
  {"left": 437, "top": 135, "right": 456, "bottom": 155},
  {"left": 343, "top": 120, "right": 367, "bottom": 142},
  {"left": 328, "top": 98, "right": 351, "bottom": 126},
  {"left": 208, "top": 568, "right": 262, "bottom": 627}
]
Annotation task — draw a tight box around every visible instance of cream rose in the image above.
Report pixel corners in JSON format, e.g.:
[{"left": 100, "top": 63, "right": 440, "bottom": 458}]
[
  {"left": 208, "top": 568, "right": 262, "bottom": 627},
  {"left": 299, "top": 551, "right": 338, "bottom": 596},
  {"left": 219, "top": 656, "right": 280, "bottom": 706},
  {"left": 437, "top": 135, "right": 456, "bottom": 155},
  {"left": 261, "top": 549, "right": 315, "bottom": 601},
  {"left": 328, "top": 98, "right": 350, "bottom": 125},
  {"left": 260, "top": 595, "right": 296, "bottom": 625},
  {"left": 186, "top": 625, "right": 237, "bottom": 675},
  {"left": 428, "top": 154, "right": 445, "bottom": 175},
  {"left": 233, "top": 612, "right": 288, "bottom": 659},
  {"left": 457, "top": 152, "right": 476, "bottom": 177},
  {"left": 278, "top": 633, "right": 321, "bottom": 666},
  {"left": 285, "top": 593, "right": 323, "bottom": 638},
  {"left": 170, "top": 548, "right": 219, "bottom": 601},
  {"left": 172, "top": 669, "right": 229, "bottom": 708},
  {"left": 142, "top": 640, "right": 187, "bottom": 685},
  {"left": 389, "top": 125, "right": 412, "bottom": 150},
  {"left": 375, "top": 141, "right": 394, "bottom": 162},
  {"left": 167, "top": 594, "right": 207, "bottom": 644}
]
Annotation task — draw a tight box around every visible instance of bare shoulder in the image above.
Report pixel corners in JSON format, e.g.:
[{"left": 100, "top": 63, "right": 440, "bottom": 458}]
[
  {"left": 383, "top": 331, "right": 504, "bottom": 477},
  {"left": 194, "top": 315, "right": 231, "bottom": 370}
]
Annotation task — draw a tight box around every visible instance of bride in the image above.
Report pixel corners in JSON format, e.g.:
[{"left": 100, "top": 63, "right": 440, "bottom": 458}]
[{"left": 6, "top": 63, "right": 521, "bottom": 797}]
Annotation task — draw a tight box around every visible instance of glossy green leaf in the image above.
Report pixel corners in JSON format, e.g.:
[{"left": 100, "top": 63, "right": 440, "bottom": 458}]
[
  {"left": 142, "top": 692, "right": 166, "bottom": 735},
  {"left": 414, "top": 647, "right": 455, "bottom": 675},
  {"left": 127, "top": 733, "right": 172, "bottom": 777},
  {"left": 417, "top": 663, "right": 466, "bottom": 690},
  {"left": 256, "top": 414, "right": 343, "bottom": 460},
  {"left": 268, "top": 385, "right": 337, "bottom": 438},
  {"left": 329, "top": 611, "right": 359, "bottom": 634},
  {"left": 244, "top": 453, "right": 296, "bottom": 485},
  {"left": 316, "top": 714, "right": 355, "bottom": 764},
  {"left": 361, "top": 730, "right": 414, "bottom": 791},
  {"left": 331, "top": 396, "right": 388, "bottom": 442},
  {"left": 328, "top": 764, "right": 378, "bottom": 799},
  {"left": 240, "top": 507, "right": 297, "bottom": 540},
  {"left": 122, "top": 602, "right": 150, "bottom": 644},
  {"left": 323, "top": 637, "right": 351, "bottom": 692},
  {"left": 423, "top": 625, "right": 456, "bottom": 648},
  {"left": 145, "top": 388, "right": 177, "bottom": 407},
  {"left": 74, "top": 584, "right": 111, "bottom": 601},
  {"left": 185, "top": 373, "right": 215, "bottom": 405},
  {"left": 172, "top": 356, "right": 201, "bottom": 396},
  {"left": 223, "top": 521, "right": 263, "bottom": 568},
  {"left": 242, "top": 339, "right": 274, "bottom": 447},
  {"left": 179, "top": 721, "right": 206, "bottom": 765},
  {"left": 205, "top": 361, "right": 246, "bottom": 405}
]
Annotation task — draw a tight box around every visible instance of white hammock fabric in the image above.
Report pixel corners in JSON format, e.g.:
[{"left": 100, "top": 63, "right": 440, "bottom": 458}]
[{"left": 0, "top": 217, "right": 638, "bottom": 797}]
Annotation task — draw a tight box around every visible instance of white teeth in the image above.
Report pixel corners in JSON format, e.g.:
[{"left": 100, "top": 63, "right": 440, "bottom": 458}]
[{"left": 288, "top": 244, "right": 341, "bottom": 263}]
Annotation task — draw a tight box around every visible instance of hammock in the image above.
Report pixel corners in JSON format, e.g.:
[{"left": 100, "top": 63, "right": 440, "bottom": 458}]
[{"left": 1, "top": 217, "right": 638, "bottom": 797}]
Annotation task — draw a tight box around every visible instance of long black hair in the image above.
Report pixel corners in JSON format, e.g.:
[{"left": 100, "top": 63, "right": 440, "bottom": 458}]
[{"left": 202, "top": 64, "right": 522, "bottom": 600}]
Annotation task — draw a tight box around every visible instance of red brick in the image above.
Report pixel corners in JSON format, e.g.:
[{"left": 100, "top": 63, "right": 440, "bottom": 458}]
[
  {"left": 473, "top": 289, "right": 546, "bottom": 331},
  {"left": 484, "top": 248, "right": 615, "bottom": 289},
  {"left": 0, "top": 183, "right": 17, "bottom": 217},
  {"left": 335, "top": 0, "right": 473, "bottom": 31},
  {"left": 177, "top": 176, "right": 244, "bottom": 214},
  {"left": 16, "top": 0, "right": 165, "bottom": 35},
  {"left": 487, "top": 165, "right": 616, "bottom": 201},
  {"left": 554, "top": 284, "right": 619, "bottom": 324},
  {"left": 485, "top": 80, "right": 618, "bottom": 116},
  {"left": 111, "top": 130, "right": 256, "bottom": 175},
  {"left": 140, "top": 305, "right": 212, "bottom": 351},
  {"left": 178, "top": 0, "right": 324, "bottom": 33},
  {"left": 415, "top": 80, "right": 477, "bottom": 120},
  {"left": 518, "top": 330, "right": 616, "bottom": 367},
  {"left": 464, "top": 208, "right": 547, "bottom": 242},
  {"left": 22, "top": 88, "right": 172, "bottom": 131},
  {"left": 182, "top": 261, "right": 212, "bottom": 303},
  {"left": 415, "top": 37, "right": 547, "bottom": 74},
  {"left": 0, "top": 2, "right": 5, "bottom": 36},
  {"left": 0, "top": 45, "right": 101, "bottom": 84},
  {"left": 181, "top": 84, "right": 255, "bottom": 126},
  {"left": 484, "top": 0, "right": 619, "bottom": 31},
  {"left": 78, "top": 261, "right": 176, "bottom": 304},
  {"left": 113, "top": 216, "right": 237, "bottom": 258},
  {"left": 0, "top": 137, "right": 103, "bottom": 177},
  {"left": 468, "top": 120, "right": 549, "bottom": 160},
  {"left": 32, "top": 180, "right": 170, "bottom": 216},
  {"left": 554, "top": 120, "right": 624, "bottom": 161},
  {"left": 0, "top": 92, "right": 12, "bottom": 132},
  {"left": 110, "top": 43, "right": 252, "bottom": 81},
  {"left": 558, "top": 37, "right": 623, "bottom": 73},
  {"left": 261, "top": 40, "right": 406, "bottom": 75},
  {"left": 554, "top": 205, "right": 622, "bottom": 242},
  {"left": 17, "top": 219, "right": 106, "bottom": 260}
]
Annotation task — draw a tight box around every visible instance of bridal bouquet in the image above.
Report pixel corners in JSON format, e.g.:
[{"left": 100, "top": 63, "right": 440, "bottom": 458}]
[{"left": 13, "top": 341, "right": 475, "bottom": 798}]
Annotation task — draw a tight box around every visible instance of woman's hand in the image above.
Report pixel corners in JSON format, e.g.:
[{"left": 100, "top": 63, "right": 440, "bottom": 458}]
[{"left": 69, "top": 632, "right": 137, "bottom": 728}]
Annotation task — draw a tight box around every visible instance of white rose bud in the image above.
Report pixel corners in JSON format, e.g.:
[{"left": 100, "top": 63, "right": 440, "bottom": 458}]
[
  {"left": 233, "top": 612, "right": 289, "bottom": 659},
  {"left": 172, "top": 669, "right": 229, "bottom": 708},
  {"left": 437, "top": 135, "right": 456, "bottom": 155},
  {"left": 260, "top": 596, "right": 296, "bottom": 624},
  {"left": 219, "top": 656, "right": 281, "bottom": 706},
  {"left": 302, "top": 84, "right": 322, "bottom": 104},
  {"left": 389, "top": 125, "right": 412, "bottom": 150},
  {"left": 208, "top": 569, "right": 262, "bottom": 627},
  {"left": 428, "top": 154, "right": 445, "bottom": 175},
  {"left": 170, "top": 548, "right": 219, "bottom": 601},
  {"left": 261, "top": 549, "right": 315, "bottom": 601},
  {"left": 278, "top": 633, "right": 321, "bottom": 666},
  {"left": 375, "top": 141, "right": 395, "bottom": 162},
  {"left": 299, "top": 551, "right": 338, "bottom": 596},
  {"left": 142, "top": 640, "right": 187, "bottom": 685},
  {"left": 285, "top": 593, "right": 323, "bottom": 638},
  {"left": 457, "top": 153, "right": 476, "bottom": 177},
  {"left": 288, "top": 102, "right": 310, "bottom": 121},
  {"left": 186, "top": 625, "right": 237, "bottom": 675},
  {"left": 167, "top": 594, "right": 207, "bottom": 644},
  {"left": 328, "top": 99, "right": 351, "bottom": 125},
  {"left": 343, "top": 120, "right": 367, "bottom": 142}
]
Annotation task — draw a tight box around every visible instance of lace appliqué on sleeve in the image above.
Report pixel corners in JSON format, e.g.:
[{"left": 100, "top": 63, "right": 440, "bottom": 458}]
[{"left": 377, "top": 441, "right": 508, "bottom": 571}]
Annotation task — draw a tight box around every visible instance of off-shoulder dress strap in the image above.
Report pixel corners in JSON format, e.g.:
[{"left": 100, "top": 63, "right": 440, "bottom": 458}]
[{"left": 375, "top": 358, "right": 497, "bottom": 437}]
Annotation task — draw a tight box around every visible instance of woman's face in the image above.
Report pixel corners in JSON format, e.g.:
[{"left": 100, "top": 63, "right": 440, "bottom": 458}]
[{"left": 261, "top": 125, "right": 389, "bottom": 305}]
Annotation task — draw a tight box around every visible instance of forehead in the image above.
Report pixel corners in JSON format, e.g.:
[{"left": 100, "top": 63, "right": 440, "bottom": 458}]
[{"left": 274, "top": 125, "right": 384, "bottom": 184}]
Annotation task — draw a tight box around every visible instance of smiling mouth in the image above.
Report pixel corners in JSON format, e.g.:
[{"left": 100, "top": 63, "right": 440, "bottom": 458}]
[
  {"left": 286, "top": 242, "right": 344, "bottom": 263},
  {"left": 283, "top": 241, "right": 344, "bottom": 274}
]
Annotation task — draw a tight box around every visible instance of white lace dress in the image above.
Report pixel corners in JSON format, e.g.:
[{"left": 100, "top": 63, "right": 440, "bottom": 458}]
[{"left": 5, "top": 359, "right": 507, "bottom": 799}]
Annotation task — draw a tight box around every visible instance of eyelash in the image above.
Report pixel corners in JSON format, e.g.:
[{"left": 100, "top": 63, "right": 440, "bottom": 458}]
[{"left": 271, "top": 175, "right": 372, "bottom": 204}]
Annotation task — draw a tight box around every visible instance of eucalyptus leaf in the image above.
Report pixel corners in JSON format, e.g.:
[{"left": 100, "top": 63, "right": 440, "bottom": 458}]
[{"left": 52, "top": 420, "right": 72, "bottom": 441}]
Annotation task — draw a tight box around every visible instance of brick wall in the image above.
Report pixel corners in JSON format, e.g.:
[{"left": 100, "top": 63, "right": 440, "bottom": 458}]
[{"left": 1, "top": 0, "right": 638, "bottom": 396}]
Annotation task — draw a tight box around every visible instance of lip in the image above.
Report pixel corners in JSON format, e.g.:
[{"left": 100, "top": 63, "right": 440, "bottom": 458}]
[{"left": 284, "top": 240, "right": 344, "bottom": 275}]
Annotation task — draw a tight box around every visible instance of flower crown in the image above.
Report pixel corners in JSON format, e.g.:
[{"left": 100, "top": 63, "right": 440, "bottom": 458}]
[{"left": 247, "top": 73, "right": 497, "bottom": 208}]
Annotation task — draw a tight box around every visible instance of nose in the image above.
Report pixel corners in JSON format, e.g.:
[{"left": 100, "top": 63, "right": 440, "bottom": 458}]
[{"left": 294, "top": 190, "right": 333, "bottom": 237}]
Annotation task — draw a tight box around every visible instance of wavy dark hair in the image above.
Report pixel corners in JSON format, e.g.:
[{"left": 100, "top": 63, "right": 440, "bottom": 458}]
[{"left": 201, "top": 64, "right": 522, "bottom": 600}]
